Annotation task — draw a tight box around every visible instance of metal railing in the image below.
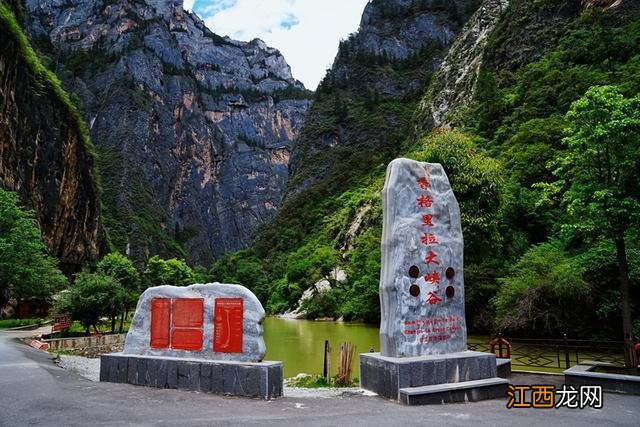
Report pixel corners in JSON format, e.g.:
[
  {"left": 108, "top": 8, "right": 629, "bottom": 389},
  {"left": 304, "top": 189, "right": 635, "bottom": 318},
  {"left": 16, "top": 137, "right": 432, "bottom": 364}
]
[{"left": 468, "top": 334, "right": 625, "bottom": 371}]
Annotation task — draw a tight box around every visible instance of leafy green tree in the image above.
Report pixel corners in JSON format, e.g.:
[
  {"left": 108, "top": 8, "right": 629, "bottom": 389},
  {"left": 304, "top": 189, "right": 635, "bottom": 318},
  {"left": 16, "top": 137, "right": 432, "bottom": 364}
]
[
  {"left": 97, "top": 252, "right": 140, "bottom": 292},
  {"left": 548, "top": 85, "right": 640, "bottom": 369},
  {"left": 411, "top": 131, "right": 505, "bottom": 264},
  {"left": 266, "top": 278, "right": 302, "bottom": 314},
  {"left": 97, "top": 252, "right": 140, "bottom": 332},
  {"left": 57, "top": 272, "right": 125, "bottom": 334},
  {"left": 143, "top": 256, "right": 197, "bottom": 287},
  {"left": 286, "top": 245, "right": 338, "bottom": 286},
  {"left": 493, "top": 242, "right": 591, "bottom": 336},
  {"left": 209, "top": 250, "right": 269, "bottom": 303},
  {"left": 0, "top": 188, "right": 67, "bottom": 315},
  {"left": 341, "top": 228, "right": 381, "bottom": 322}
]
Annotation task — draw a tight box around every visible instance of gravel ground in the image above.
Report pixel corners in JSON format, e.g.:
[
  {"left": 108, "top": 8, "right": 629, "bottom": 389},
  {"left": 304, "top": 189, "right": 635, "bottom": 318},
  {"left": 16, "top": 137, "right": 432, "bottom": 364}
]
[
  {"left": 57, "top": 355, "right": 100, "bottom": 382},
  {"left": 56, "top": 355, "right": 375, "bottom": 398}
]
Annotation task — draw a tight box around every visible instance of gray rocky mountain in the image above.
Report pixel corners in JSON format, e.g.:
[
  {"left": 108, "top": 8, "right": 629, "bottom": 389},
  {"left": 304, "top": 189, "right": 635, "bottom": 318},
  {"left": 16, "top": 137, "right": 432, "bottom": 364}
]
[
  {"left": 25, "top": 0, "right": 311, "bottom": 265},
  {"left": 285, "top": 0, "right": 481, "bottom": 199}
]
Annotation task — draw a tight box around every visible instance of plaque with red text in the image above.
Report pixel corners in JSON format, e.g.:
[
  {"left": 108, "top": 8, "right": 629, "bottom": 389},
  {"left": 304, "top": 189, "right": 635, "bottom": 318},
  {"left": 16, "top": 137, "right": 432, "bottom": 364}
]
[
  {"left": 150, "top": 298, "right": 171, "bottom": 349},
  {"left": 214, "top": 298, "right": 243, "bottom": 353},
  {"left": 171, "top": 298, "right": 204, "bottom": 351}
]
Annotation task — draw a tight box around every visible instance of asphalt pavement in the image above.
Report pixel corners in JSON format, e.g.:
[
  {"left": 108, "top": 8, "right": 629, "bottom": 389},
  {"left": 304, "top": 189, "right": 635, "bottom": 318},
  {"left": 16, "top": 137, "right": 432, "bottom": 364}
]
[{"left": 0, "top": 330, "right": 638, "bottom": 426}]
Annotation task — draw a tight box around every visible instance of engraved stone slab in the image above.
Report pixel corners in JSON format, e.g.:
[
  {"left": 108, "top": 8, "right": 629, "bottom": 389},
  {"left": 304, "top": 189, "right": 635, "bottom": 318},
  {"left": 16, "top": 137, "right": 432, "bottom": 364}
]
[
  {"left": 380, "top": 158, "right": 467, "bottom": 357},
  {"left": 124, "top": 283, "right": 265, "bottom": 362}
]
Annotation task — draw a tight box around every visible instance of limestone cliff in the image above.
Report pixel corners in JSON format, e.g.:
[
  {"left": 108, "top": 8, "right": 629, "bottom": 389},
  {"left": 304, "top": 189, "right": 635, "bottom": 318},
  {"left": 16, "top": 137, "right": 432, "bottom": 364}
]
[
  {"left": 0, "top": 1, "right": 106, "bottom": 270},
  {"left": 285, "top": 0, "right": 481, "bottom": 199},
  {"left": 415, "top": 0, "right": 637, "bottom": 132},
  {"left": 415, "top": 0, "right": 509, "bottom": 131},
  {"left": 25, "top": 0, "right": 312, "bottom": 265}
]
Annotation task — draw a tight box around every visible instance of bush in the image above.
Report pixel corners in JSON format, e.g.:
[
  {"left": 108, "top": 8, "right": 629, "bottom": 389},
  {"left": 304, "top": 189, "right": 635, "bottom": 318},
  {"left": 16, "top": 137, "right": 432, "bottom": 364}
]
[
  {"left": 143, "top": 256, "right": 197, "bottom": 287},
  {"left": 56, "top": 272, "right": 126, "bottom": 334},
  {"left": 493, "top": 242, "right": 591, "bottom": 336}
]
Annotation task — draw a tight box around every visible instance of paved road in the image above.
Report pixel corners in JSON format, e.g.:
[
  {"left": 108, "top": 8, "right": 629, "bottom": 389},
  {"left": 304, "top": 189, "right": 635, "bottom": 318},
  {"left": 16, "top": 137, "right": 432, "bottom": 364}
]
[{"left": 0, "top": 330, "right": 638, "bottom": 426}]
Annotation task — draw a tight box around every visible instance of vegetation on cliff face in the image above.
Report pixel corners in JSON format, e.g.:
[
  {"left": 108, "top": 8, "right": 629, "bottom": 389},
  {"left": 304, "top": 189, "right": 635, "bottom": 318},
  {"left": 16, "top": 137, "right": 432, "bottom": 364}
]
[
  {"left": 212, "top": 1, "right": 639, "bottom": 345},
  {"left": 2, "top": 0, "right": 638, "bottom": 351},
  {"left": 25, "top": 0, "right": 312, "bottom": 266},
  {"left": 0, "top": 1, "right": 106, "bottom": 269}
]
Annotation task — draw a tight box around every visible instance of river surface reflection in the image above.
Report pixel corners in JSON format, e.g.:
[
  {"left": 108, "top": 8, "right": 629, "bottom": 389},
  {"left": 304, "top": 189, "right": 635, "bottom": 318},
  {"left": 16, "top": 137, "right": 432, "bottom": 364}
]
[{"left": 263, "top": 317, "right": 379, "bottom": 379}]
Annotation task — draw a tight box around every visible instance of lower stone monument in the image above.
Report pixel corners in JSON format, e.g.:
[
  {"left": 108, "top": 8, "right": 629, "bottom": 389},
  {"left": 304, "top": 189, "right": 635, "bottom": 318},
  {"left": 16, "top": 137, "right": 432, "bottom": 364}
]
[
  {"left": 360, "top": 158, "right": 508, "bottom": 405},
  {"left": 100, "top": 283, "right": 282, "bottom": 399}
]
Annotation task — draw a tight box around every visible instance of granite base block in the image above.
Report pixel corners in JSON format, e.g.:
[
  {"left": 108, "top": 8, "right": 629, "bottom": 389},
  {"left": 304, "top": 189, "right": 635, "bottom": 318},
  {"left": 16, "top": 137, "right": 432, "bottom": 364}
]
[
  {"left": 565, "top": 363, "right": 640, "bottom": 395},
  {"left": 360, "top": 351, "right": 506, "bottom": 404},
  {"left": 399, "top": 377, "right": 509, "bottom": 405},
  {"left": 100, "top": 353, "right": 282, "bottom": 399},
  {"left": 496, "top": 358, "right": 511, "bottom": 378}
]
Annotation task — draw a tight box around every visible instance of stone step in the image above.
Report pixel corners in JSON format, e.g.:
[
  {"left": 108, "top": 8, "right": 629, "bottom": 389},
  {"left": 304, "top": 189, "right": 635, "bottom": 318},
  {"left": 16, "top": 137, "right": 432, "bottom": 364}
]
[{"left": 399, "top": 377, "right": 509, "bottom": 405}]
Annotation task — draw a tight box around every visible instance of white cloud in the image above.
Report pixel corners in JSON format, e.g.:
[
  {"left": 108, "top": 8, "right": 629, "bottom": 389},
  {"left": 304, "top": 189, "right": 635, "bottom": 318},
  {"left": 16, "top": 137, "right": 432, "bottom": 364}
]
[
  {"left": 193, "top": 0, "right": 370, "bottom": 90},
  {"left": 183, "top": 0, "right": 196, "bottom": 11}
]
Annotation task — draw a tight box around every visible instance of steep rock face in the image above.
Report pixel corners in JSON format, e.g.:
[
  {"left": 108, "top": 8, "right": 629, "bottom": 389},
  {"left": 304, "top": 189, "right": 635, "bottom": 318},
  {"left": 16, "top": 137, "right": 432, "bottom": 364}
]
[
  {"left": 286, "top": 0, "right": 481, "bottom": 199},
  {"left": 416, "top": 0, "right": 637, "bottom": 133},
  {"left": 0, "top": 2, "right": 105, "bottom": 270},
  {"left": 415, "top": 0, "right": 509, "bottom": 131},
  {"left": 25, "top": 0, "right": 311, "bottom": 265}
]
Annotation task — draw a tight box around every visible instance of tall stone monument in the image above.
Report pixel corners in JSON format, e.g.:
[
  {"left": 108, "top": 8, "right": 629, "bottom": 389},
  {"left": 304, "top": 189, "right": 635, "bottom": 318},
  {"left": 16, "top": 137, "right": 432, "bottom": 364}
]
[
  {"left": 360, "top": 158, "right": 508, "bottom": 405},
  {"left": 100, "top": 283, "right": 282, "bottom": 399}
]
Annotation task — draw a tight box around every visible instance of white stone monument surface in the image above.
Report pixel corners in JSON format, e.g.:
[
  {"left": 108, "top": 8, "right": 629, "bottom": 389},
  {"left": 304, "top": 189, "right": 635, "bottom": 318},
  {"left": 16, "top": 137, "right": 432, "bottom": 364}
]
[
  {"left": 379, "top": 158, "right": 467, "bottom": 357},
  {"left": 124, "top": 283, "right": 266, "bottom": 362}
]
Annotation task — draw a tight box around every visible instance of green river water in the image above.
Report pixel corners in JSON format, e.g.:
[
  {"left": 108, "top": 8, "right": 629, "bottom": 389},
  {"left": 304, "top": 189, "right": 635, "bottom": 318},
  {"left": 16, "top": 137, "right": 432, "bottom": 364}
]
[{"left": 263, "top": 317, "right": 379, "bottom": 379}]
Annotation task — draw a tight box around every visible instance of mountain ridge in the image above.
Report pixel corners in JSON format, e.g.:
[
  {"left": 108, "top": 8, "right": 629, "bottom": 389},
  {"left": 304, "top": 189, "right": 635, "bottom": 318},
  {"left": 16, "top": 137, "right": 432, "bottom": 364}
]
[{"left": 25, "top": 0, "right": 312, "bottom": 265}]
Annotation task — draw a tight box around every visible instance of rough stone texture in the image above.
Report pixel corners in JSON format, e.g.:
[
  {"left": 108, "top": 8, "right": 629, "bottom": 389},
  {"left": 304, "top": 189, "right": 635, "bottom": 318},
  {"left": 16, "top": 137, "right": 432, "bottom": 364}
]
[
  {"left": 124, "top": 283, "right": 265, "bottom": 362},
  {"left": 100, "top": 353, "right": 282, "bottom": 399},
  {"left": 360, "top": 351, "right": 498, "bottom": 400},
  {"left": 286, "top": 0, "right": 481, "bottom": 200},
  {"left": 0, "top": 4, "right": 106, "bottom": 270},
  {"left": 25, "top": 0, "right": 311, "bottom": 264},
  {"left": 380, "top": 158, "right": 466, "bottom": 357},
  {"left": 416, "top": 0, "right": 510, "bottom": 132},
  {"left": 399, "top": 377, "right": 509, "bottom": 405},
  {"left": 565, "top": 363, "right": 640, "bottom": 395},
  {"left": 496, "top": 358, "right": 511, "bottom": 378}
]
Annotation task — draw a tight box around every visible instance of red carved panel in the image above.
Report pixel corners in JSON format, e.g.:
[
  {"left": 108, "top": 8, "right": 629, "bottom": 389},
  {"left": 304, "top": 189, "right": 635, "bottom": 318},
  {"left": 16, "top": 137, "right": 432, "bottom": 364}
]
[
  {"left": 172, "top": 298, "right": 204, "bottom": 328},
  {"left": 150, "top": 298, "right": 171, "bottom": 348},
  {"left": 171, "top": 328, "right": 204, "bottom": 351},
  {"left": 213, "top": 298, "right": 243, "bottom": 353}
]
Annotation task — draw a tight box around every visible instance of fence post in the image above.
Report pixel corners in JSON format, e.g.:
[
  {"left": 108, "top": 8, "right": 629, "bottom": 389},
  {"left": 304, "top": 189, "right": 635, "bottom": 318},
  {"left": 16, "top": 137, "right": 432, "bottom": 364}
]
[
  {"left": 563, "top": 333, "right": 570, "bottom": 369},
  {"left": 323, "top": 340, "right": 330, "bottom": 380},
  {"left": 498, "top": 332, "right": 504, "bottom": 359}
]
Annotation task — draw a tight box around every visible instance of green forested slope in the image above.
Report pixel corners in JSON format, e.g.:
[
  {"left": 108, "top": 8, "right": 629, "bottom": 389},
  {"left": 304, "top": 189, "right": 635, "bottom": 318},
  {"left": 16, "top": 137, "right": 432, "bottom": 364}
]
[{"left": 215, "top": 1, "right": 640, "bottom": 340}]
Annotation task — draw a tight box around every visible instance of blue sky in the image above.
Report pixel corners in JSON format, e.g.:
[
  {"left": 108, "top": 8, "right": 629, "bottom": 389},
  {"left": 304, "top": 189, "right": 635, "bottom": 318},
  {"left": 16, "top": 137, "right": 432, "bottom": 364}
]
[{"left": 184, "top": 0, "right": 370, "bottom": 89}]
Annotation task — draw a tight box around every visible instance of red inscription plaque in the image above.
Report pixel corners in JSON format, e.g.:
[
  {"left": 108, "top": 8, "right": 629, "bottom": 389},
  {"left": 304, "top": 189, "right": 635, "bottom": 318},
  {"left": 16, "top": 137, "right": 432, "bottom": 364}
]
[
  {"left": 172, "top": 298, "right": 204, "bottom": 328},
  {"left": 214, "top": 298, "right": 243, "bottom": 353},
  {"left": 150, "top": 298, "right": 171, "bottom": 349},
  {"left": 171, "top": 328, "right": 204, "bottom": 351},
  {"left": 171, "top": 298, "right": 204, "bottom": 351}
]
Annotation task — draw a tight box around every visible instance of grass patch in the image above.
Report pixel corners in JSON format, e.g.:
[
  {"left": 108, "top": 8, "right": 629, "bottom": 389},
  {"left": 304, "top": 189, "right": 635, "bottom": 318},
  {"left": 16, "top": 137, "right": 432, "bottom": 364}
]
[
  {"left": 0, "top": 318, "right": 44, "bottom": 329},
  {"left": 285, "top": 374, "right": 358, "bottom": 388}
]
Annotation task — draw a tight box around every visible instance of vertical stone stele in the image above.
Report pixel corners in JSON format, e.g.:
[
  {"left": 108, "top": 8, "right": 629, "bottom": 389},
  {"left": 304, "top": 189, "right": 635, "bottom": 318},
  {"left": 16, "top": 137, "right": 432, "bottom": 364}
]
[
  {"left": 360, "top": 158, "right": 509, "bottom": 405},
  {"left": 100, "top": 283, "right": 283, "bottom": 399},
  {"left": 379, "top": 158, "right": 466, "bottom": 357}
]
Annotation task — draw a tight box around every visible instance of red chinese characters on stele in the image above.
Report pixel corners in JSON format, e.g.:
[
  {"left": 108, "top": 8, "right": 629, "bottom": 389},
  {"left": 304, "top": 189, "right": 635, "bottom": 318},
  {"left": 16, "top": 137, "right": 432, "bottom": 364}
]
[
  {"left": 416, "top": 175, "right": 442, "bottom": 307},
  {"left": 150, "top": 298, "right": 204, "bottom": 351}
]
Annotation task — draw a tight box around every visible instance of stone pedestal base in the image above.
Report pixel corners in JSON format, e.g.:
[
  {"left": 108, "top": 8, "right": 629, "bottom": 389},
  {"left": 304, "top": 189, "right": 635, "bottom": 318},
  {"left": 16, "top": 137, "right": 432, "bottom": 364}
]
[
  {"left": 100, "top": 353, "right": 282, "bottom": 399},
  {"left": 360, "top": 351, "right": 508, "bottom": 405}
]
